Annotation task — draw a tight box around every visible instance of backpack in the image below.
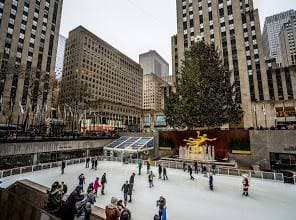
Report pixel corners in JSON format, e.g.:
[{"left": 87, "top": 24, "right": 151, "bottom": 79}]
[{"left": 120, "top": 209, "right": 130, "bottom": 220}]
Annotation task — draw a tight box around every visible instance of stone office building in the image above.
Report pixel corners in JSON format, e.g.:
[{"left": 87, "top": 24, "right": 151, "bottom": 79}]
[
  {"left": 0, "top": 0, "right": 63, "bottom": 125},
  {"left": 60, "top": 26, "right": 143, "bottom": 132}
]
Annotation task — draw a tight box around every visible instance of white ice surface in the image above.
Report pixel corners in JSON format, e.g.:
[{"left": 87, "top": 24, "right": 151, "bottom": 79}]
[{"left": 1, "top": 161, "right": 295, "bottom": 220}]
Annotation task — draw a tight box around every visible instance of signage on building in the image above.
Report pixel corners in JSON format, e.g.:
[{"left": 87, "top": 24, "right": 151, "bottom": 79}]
[{"left": 284, "top": 146, "right": 296, "bottom": 152}]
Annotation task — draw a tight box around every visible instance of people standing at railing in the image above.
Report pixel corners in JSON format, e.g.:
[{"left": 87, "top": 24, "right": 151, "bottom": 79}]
[
  {"left": 158, "top": 164, "right": 162, "bottom": 179},
  {"left": 45, "top": 181, "right": 62, "bottom": 215},
  {"left": 86, "top": 157, "right": 90, "bottom": 168},
  {"left": 101, "top": 173, "right": 107, "bottom": 195},
  {"left": 59, "top": 186, "right": 85, "bottom": 220},
  {"left": 61, "top": 160, "right": 66, "bottom": 175},
  {"left": 78, "top": 173, "right": 86, "bottom": 192}
]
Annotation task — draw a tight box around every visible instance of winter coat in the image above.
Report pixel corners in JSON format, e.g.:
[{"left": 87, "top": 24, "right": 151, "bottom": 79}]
[
  {"left": 158, "top": 165, "right": 162, "bottom": 174},
  {"left": 74, "top": 192, "right": 96, "bottom": 220},
  {"left": 60, "top": 187, "right": 85, "bottom": 220},
  {"left": 105, "top": 204, "right": 120, "bottom": 220},
  {"left": 62, "top": 184, "right": 68, "bottom": 195},
  {"left": 101, "top": 175, "right": 107, "bottom": 184},
  {"left": 148, "top": 173, "right": 154, "bottom": 182},
  {"left": 120, "top": 208, "right": 131, "bottom": 220},
  {"left": 163, "top": 168, "right": 167, "bottom": 175},
  {"left": 157, "top": 198, "right": 166, "bottom": 210},
  {"left": 209, "top": 176, "right": 213, "bottom": 185},
  {"left": 93, "top": 179, "right": 101, "bottom": 190},
  {"left": 121, "top": 184, "right": 129, "bottom": 193},
  {"left": 79, "top": 175, "right": 85, "bottom": 185},
  {"left": 62, "top": 161, "right": 66, "bottom": 169},
  {"left": 46, "top": 188, "right": 62, "bottom": 213},
  {"left": 129, "top": 175, "right": 135, "bottom": 184},
  {"left": 128, "top": 183, "right": 133, "bottom": 195}
]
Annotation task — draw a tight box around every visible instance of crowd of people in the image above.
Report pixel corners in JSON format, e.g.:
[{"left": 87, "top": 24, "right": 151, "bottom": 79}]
[{"left": 45, "top": 157, "right": 250, "bottom": 220}]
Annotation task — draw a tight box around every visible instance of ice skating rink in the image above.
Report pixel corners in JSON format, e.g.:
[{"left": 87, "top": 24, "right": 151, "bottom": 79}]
[{"left": 1, "top": 161, "right": 295, "bottom": 220}]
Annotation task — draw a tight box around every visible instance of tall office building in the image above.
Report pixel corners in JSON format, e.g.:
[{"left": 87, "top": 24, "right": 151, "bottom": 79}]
[
  {"left": 139, "top": 50, "right": 169, "bottom": 77},
  {"left": 0, "top": 0, "right": 63, "bottom": 124},
  {"left": 55, "top": 34, "right": 66, "bottom": 79},
  {"left": 279, "top": 16, "right": 296, "bottom": 67},
  {"left": 175, "top": 0, "right": 269, "bottom": 128},
  {"left": 60, "top": 26, "right": 143, "bottom": 131},
  {"left": 262, "top": 10, "right": 296, "bottom": 65},
  {"left": 171, "top": 34, "right": 178, "bottom": 84}
]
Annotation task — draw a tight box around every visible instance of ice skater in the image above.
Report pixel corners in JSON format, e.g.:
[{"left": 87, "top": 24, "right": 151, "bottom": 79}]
[
  {"left": 163, "top": 167, "right": 168, "bottom": 180},
  {"left": 148, "top": 171, "right": 155, "bottom": 188},
  {"left": 129, "top": 173, "right": 135, "bottom": 189},
  {"left": 61, "top": 160, "right": 66, "bottom": 175},
  {"left": 91, "top": 157, "right": 94, "bottom": 169},
  {"left": 121, "top": 181, "right": 129, "bottom": 207},
  {"left": 183, "top": 162, "right": 186, "bottom": 172},
  {"left": 137, "top": 159, "right": 142, "bottom": 175},
  {"left": 128, "top": 180, "right": 133, "bottom": 203},
  {"left": 209, "top": 172, "right": 214, "bottom": 191},
  {"left": 203, "top": 165, "right": 208, "bottom": 177},
  {"left": 188, "top": 165, "right": 195, "bottom": 180},
  {"left": 93, "top": 177, "right": 101, "bottom": 196},
  {"left": 94, "top": 158, "right": 98, "bottom": 170},
  {"left": 78, "top": 173, "right": 85, "bottom": 192},
  {"left": 211, "top": 164, "right": 216, "bottom": 175},
  {"left": 86, "top": 157, "right": 90, "bottom": 168},
  {"left": 101, "top": 173, "right": 107, "bottom": 195},
  {"left": 194, "top": 161, "right": 198, "bottom": 174},
  {"left": 147, "top": 161, "right": 151, "bottom": 174},
  {"left": 158, "top": 164, "right": 162, "bottom": 179},
  {"left": 242, "top": 174, "right": 250, "bottom": 196}
]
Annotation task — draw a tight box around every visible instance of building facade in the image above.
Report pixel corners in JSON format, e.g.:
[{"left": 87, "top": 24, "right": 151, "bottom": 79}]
[
  {"left": 55, "top": 34, "right": 66, "bottom": 79},
  {"left": 262, "top": 9, "right": 296, "bottom": 65},
  {"left": 171, "top": 34, "right": 178, "bottom": 83},
  {"left": 139, "top": 50, "right": 169, "bottom": 77},
  {"left": 0, "top": 0, "right": 63, "bottom": 125},
  {"left": 175, "top": 0, "right": 269, "bottom": 128},
  {"left": 60, "top": 26, "right": 143, "bottom": 132},
  {"left": 280, "top": 16, "right": 296, "bottom": 67}
]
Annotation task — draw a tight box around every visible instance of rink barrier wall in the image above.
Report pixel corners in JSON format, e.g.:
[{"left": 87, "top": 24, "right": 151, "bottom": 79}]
[{"left": 0, "top": 156, "right": 292, "bottom": 184}]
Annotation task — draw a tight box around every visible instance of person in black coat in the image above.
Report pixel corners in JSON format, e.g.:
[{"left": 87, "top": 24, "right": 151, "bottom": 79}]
[
  {"left": 59, "top": 186, "right": 84, "bottom": 220},
  {"left": 158, "top": 164, "right": 162, "bottom": 179},
  {"left": 61, "top": 160, "right": 66, "bottom": 175},
  {"left": 194, "top": 161, "right": 198, "bottom": 174},
  {"left": 188, "top": 166, "right": 194, "bottom": 180},
  {"left": 163, "top": 167, "right": 168, "bottom": 180},
  {"left": 209, "top": 173, "right": 214, "bottom": 190},
  {"left": 101, "top": 173, "right": 107, "bottom": 195},
  {"left": 86, "top": 157, "right": 90, "bottom": 168},
  {"left": 94, "top": 158, "right": 98, "bottom": 170}
]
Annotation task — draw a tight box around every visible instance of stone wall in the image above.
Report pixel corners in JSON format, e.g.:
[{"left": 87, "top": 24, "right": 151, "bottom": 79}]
[
  {"left": 0, "top": 139, "right": 114, "bottom": 157},
  {"left": 3, "top": 179, "right": 105, "bottom": 220},
  {"left": 230, "top": 130, "right": 296, "bottom": 170}
]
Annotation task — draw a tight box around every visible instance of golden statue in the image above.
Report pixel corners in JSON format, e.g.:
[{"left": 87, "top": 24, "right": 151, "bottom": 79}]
[{"left": 183, "top": 131, "right": 216, "bottom": 156}]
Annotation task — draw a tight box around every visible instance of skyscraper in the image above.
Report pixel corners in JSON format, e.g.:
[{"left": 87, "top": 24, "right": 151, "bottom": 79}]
[
  {"left": 60, "top": 26, "right": 143, "bottom": 131},
  {"left": 0, "top": 0, "right": 63, "bottom": 124},
  {"left": 262, "top": 9, "right": 296, "bottom": 65},
  {"left": 55, "top": 34, "right": 66, "bottom": 79},
  {"left": 175, "top": 0, "right": 269, "bottom": 128},
  {"left": 139, "top": 50, "right": 169, "bottom": 77},
  {"left": 279, "top": 16, "right": 296, "bottom": 67}
]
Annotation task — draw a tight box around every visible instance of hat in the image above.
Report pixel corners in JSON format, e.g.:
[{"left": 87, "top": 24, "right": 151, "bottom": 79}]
[
  {"left": 242, "top": 173, "right": 249, "bottom": 178},
  {"left": 111, "top": 197, "right": 118, "bottom": 205}
]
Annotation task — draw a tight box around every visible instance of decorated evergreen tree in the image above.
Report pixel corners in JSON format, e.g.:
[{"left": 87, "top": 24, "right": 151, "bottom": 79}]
[{"left": 165, "top": 40, "right": 242, "bottom": 129}]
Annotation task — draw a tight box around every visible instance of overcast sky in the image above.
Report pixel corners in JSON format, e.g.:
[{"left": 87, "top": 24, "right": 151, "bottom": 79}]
[{"left": 60, "top": 0, "right": 295, "bottom": 74}]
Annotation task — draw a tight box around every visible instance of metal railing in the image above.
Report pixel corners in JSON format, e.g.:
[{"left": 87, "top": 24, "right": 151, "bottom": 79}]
[{"left": 0, "top": 156, "right": 291, "bottom": 184}]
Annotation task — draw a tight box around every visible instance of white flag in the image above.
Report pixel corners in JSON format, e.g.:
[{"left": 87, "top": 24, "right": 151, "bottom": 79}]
[{"left": 19, "top": 101, "right": 24, "bottom": 114}]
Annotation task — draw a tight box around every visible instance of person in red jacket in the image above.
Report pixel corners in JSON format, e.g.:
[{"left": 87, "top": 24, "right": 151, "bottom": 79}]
[{"left": 93, "top": 177, "right": 101, "bottom": 196}]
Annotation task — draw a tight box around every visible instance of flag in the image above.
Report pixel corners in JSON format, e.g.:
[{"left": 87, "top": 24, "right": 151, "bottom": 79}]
[
  {"left": 0, "top": 94, "right": 2, "bottom": 114},
  {"left": 262, "top": 104, "right": 266, "bottom": 115},
  {"left": 19, "top": 101, "right": 24, "bottom": 114}
]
